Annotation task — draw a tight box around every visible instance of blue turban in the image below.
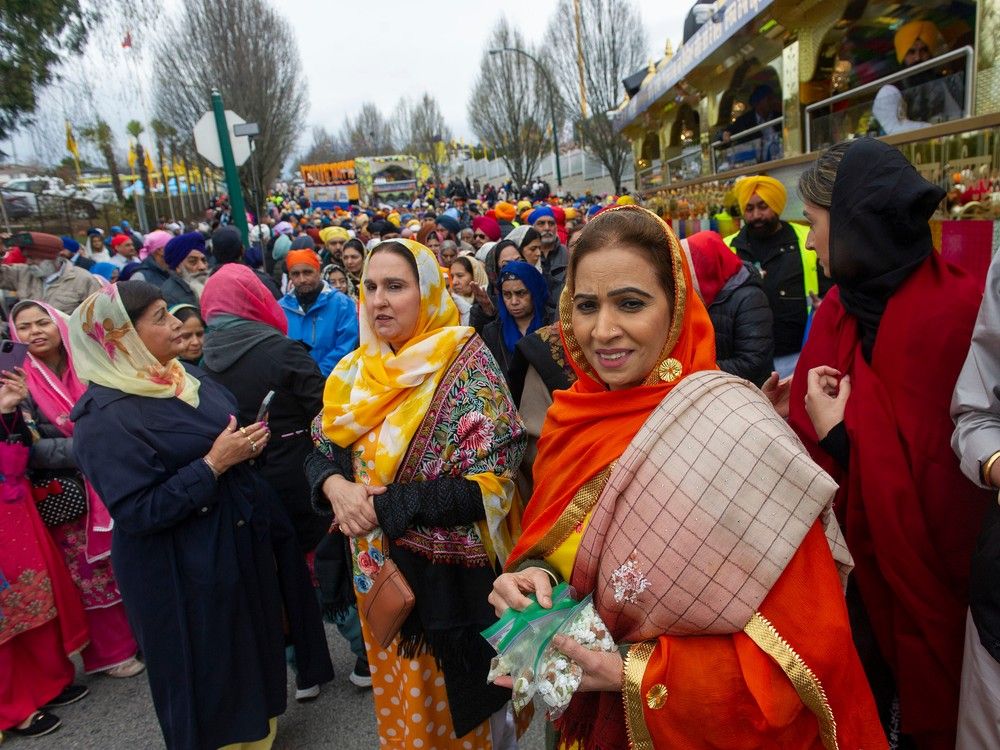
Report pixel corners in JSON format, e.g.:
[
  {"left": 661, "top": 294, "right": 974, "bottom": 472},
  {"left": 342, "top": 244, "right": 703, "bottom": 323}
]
[
  {"left": 119, "top": 261, "right": 142, "bottom": 281},
  {"left": 164, "top": 231, "right": 207, "bottom": 269},
  {"left": 497, "top": 261, "right": 549, "bottom": 353},
  {"left": 61, "top": 235, "right": 80, "bottom": 254},
  {"left": 111, "top": 225, "right": 122, "bottom": 235},
  {"left": 587, "top": 204, "right": 602, "bottom": 217},
  {"left": 90, "top": 262, "right": 117, "bottom": 281},
  {"left": 290, "top": 235, "right": 316, "bottom": 250},
  {"left": 437, "top": 215, "right": 461, "bottom": 236},
  {"left": 87, "top": 227, "right": 103, "bottom": 237},
  {"left": 528, "top": 206, "right": 554, "bottom": 225}
]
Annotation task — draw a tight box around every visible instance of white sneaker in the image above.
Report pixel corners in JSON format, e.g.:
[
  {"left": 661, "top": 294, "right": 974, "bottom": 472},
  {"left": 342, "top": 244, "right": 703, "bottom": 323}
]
[
  {"left": 105, "top": 657, "right": 146, "bottom": 678},
  {"left": 295, "top": 684, "right": 320, "bottom": 702}
]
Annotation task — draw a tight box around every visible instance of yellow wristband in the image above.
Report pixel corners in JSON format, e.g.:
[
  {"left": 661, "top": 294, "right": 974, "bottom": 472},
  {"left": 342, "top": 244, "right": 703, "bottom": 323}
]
[{"left": 983, "top": 451, "right": 1000, "bottom": 488}]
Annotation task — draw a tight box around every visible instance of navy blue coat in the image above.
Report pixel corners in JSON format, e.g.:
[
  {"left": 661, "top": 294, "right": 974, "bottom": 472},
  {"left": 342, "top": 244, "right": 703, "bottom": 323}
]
[{"left": 71, "top": 369, "right": 332, "bottom": 750}]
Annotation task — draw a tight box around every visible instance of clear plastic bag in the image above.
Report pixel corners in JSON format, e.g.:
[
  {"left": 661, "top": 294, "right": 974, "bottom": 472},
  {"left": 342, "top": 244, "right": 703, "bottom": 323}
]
[
  {"left": 482, "top": 584, "right": 616, "bottom": 717},
  {"left": 533, "top": 594, "right": 616, "bottom": 719}
]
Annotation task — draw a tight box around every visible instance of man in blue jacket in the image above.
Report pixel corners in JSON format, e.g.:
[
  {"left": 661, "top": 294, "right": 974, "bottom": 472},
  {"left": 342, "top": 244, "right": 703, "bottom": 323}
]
[{"left": 279, "top": 249, "right": 359, "bottom": 376}]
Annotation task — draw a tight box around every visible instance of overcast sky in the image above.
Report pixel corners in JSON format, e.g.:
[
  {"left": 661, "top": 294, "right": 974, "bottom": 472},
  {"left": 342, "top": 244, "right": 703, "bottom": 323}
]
[
  {"left": 8, "top": 0, "right": 690, "bottom": 166},
  {"left": 287, "top": 0, "right": 689, "bottom": 143}
]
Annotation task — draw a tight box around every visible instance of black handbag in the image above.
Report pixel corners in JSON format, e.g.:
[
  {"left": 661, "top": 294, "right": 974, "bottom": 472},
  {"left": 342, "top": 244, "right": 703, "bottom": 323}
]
[{"left": 31, "top": 471, "right": 88, "bottom": 527}]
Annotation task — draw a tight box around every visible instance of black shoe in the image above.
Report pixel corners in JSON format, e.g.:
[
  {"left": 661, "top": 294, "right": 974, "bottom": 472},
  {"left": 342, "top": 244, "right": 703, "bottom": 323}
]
[
  {"left": 349, "top": 657, "right": 372, "bottom": 688},
  {"left": 8, "top": 711, "right": 62, "bottom": 737},
  {"left": 42, "top": 684, "right": 89, "bottom": 708}
]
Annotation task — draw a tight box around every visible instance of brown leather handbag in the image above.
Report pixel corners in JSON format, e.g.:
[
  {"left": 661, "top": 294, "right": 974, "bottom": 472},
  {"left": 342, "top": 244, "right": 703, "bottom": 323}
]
[{"left": 363, "top": 557, "right": 415, "bottom": 648}]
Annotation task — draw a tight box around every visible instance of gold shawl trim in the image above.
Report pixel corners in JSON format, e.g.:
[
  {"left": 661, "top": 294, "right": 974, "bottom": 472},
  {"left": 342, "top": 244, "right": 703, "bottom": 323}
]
[
  {"left": 506, "top": 465, "right": 612, "bottom": 571},
  {"left": 622, "top": 642, "right": 656, "bottom": 750},
  {"left": 743, "top": 612, "right": 839, "bottom": 750}
]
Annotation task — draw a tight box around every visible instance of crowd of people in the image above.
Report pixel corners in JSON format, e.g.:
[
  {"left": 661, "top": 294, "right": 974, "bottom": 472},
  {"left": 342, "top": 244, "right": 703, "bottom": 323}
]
[{"left": 0, "top": 135, "right": 998, "bottom": 750}]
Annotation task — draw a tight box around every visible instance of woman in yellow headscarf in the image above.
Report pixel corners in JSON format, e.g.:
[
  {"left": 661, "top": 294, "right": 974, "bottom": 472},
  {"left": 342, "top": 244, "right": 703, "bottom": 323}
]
[{"left": 307, "top": 239, "right": 526, "bottom": 748}]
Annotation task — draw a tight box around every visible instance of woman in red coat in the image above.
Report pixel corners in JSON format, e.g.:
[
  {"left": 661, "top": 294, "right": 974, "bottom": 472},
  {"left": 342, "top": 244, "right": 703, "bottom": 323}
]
[{"left": 790, "top": 137, "right": 992, "bottom": 749}]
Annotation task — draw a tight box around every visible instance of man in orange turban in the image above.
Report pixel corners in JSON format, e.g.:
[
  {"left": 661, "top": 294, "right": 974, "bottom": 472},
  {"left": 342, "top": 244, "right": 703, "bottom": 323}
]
[
  {"left": 724, "top": 174, "right": 830, "bottom": 376},
  {"left": 279, "top": 248, "right": 358, "bottom": 375}
]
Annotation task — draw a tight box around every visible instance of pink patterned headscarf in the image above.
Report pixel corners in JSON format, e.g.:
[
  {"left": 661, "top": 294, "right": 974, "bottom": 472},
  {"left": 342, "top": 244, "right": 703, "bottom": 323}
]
[{"left": 9, "top": 299, "right": 114, "bottom": 561}]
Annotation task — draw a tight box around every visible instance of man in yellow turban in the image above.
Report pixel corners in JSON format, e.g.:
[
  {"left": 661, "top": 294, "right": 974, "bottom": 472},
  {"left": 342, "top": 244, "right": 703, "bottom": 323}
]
[
  {"left": 319, "top": 225, "right": 350, "bottom": 263},
  {"left": 894, "top": 20, "right": 943, "bottom": 65},
  {"left": 724, "top": 174, "right": 829, "bottom": 376},
  {"left": 874, "top": 19, "right": 961, "bottom": 134}
]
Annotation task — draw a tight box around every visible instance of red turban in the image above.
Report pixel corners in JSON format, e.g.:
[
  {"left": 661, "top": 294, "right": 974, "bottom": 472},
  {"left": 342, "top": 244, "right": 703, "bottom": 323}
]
[{"left": 472, "top": 215, "right": 501, "bottom": 242}]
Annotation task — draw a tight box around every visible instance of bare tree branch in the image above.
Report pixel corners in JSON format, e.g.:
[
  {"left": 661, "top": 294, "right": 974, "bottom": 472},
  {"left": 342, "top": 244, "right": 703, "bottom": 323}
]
[
  {"left": 467, "top": 18, "right": 554, "bottom": 188},
  {"left": 340, "top": 103, "right": 395, "bottom": 157},
  {"left": 543, "top": 0, "right": 647, "bottom": 192},
  {"left": 392, "top": 93, "right": 452, "bottom": 187},
  {"left": 298, "top": 125, "right": 349, "bottom": 166},
  {"left": 150, "top": 0, "right": 308, "bottom": 190}
]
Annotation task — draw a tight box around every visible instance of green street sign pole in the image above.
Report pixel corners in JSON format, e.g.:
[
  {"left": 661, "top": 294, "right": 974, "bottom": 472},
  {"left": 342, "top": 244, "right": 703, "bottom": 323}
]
[{"left": 211, "top": 89, "right": 249, "bottom": 246}]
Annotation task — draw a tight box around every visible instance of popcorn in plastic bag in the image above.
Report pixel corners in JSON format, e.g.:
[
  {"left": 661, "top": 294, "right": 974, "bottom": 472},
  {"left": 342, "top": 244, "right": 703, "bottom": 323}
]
[{"left": 533, "top": 597, "right": 616, "bottom": 720}]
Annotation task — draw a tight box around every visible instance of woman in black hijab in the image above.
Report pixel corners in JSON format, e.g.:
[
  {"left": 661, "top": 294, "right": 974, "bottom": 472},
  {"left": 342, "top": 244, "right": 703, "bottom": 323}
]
[{"left": 787, "top": 138, "right": 991, "bottom": 747}]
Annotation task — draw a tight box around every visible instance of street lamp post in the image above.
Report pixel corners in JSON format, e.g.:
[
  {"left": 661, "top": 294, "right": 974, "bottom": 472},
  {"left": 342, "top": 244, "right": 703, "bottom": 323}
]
[{"left": 489, "top": 46, "right": 563, "bottom": 188}]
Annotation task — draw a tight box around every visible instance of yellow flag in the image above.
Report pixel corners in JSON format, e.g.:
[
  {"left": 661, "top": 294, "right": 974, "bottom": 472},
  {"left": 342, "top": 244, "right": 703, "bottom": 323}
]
[
  {"left": 144, "top": 149, "right": 154, "bottom": 176},
  {"left": 127, "top": 144, "right": 137, "bottom": 170},
  {"left": 65, "top": 121, "right": 79, "bottom": 159}
]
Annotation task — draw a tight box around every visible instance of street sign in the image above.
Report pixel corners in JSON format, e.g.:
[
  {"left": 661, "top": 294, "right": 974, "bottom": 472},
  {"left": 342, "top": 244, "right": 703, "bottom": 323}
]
[{"left": 193, "top": 110, "right": 252, "bottom": 167}]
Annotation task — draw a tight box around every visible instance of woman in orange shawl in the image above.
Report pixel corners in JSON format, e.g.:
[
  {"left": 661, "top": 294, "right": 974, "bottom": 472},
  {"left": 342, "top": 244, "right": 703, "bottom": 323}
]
[{"left": 490, "top": 205, "right": 886, "bottom": 749}]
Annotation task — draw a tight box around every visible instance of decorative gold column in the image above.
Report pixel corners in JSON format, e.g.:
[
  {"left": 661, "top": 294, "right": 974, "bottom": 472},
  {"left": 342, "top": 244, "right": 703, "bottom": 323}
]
[
  {"left": 975, "top": 0, "right": 1000, "bottom": 115},
  {"left": 783, "top": 40, "right": 802, "bottom": 156}
]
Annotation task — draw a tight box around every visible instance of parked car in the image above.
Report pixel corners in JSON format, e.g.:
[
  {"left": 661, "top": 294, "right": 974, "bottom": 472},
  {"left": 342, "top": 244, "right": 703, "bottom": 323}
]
[
  {"left": 1, "top": 176, "right": 107, "bottom": 219},
  {"left": 1, "top": 193, "right": 32, "bottom": 220}
]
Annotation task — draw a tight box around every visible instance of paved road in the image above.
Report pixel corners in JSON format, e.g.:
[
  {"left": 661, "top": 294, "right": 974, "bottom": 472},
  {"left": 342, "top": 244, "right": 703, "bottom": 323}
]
[{"left": 8, "top": 623, "right": 545, "bottom": 749}]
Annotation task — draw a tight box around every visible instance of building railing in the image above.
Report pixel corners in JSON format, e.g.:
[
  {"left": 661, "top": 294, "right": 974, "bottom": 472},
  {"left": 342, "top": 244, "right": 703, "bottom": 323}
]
[
  {"left": 666, "top": 149, "right": 703, "bottom": 182},
  {"left": 804, "top": 45, "right": 974, "bottom": 152},
  {"left": 709, "top": 116, "right": 784, "bottom": 174}
]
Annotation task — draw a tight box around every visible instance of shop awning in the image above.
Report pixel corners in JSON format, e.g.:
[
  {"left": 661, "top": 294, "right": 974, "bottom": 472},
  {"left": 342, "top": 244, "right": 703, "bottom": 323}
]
[{"left": 614, "top": 0, "right": 776, "bottom": 132}]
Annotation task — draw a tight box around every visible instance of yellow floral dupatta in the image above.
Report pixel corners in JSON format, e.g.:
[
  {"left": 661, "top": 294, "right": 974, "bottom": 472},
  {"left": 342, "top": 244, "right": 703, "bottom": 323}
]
[
  {"left": 322, "top": 238, "right": 472, "bottom": 472},
  {"left": 322, "top": 238, "right": 518, "bottom": 565},
  {"left": 69, "top": 285, "right": 200, "bottom": 407}
]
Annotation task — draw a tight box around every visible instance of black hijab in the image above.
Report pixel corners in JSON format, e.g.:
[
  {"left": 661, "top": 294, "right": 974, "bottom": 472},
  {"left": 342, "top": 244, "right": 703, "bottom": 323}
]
[{"left": 830, "top": 138, "right": 945, "bottom": 360}]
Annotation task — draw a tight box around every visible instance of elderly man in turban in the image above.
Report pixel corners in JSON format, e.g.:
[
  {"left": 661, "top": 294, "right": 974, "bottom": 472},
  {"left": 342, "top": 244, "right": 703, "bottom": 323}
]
[
  {"left": 0, "top": 232, "right": 101, "bottom": 314},
  {"left": 161, "top": 231, "right": 210, "bottom": 307},
  {"left": 277, "top": 248, "right": 359, "bottom": 376},
  {"left": 873, "top": 20, "right": 962, "bottom": 134},
  {"left": 528, "top": 205, "right": 568, "bottom": 307},
  {"left": 724, "top": 175, "right": 831, "bottom": 376}
]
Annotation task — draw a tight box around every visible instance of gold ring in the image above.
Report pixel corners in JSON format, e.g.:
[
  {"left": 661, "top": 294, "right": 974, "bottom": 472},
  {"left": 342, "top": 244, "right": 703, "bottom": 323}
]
[
  {"left": 250, "top": 439, "right": 257, "bottom": 453},
  {"left": 239, "top": 426, "right": 248, "bottom": 436}
]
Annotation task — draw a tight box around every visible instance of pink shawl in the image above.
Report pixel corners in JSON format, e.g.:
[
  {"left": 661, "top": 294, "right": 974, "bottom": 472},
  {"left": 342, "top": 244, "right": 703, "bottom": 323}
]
[
  {"left": 10, "top": 300, "right": 114, "bottom": 561},
  {"left": 201, "top": 263, "right": 289, "bottom": 334}
]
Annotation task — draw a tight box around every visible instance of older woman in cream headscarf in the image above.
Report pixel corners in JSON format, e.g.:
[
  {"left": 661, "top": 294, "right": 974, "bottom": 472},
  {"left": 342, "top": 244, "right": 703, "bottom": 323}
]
[{"left": 68, "top": 281, "right": 332, "bottom": 750}]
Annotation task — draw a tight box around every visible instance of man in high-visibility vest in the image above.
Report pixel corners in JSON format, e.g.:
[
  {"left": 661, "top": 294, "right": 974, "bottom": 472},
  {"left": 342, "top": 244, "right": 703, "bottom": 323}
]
[{"left": 724, "top": 175, "right": 832, "bottom": 377}]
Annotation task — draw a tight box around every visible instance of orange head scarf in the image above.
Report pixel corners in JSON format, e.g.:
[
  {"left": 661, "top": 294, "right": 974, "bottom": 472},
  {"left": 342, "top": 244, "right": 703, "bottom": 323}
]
[
  {"left": 507, "top": 205, "right": 717, "bottom": 568},
  {"left": 286, "top": 248, "right": 321, "bottom": 270}
]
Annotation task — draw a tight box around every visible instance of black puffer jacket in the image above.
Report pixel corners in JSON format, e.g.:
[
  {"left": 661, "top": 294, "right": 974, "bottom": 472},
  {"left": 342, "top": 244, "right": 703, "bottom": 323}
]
[{"left": 707, "top": 263, "right": 774, "bottom": 387}]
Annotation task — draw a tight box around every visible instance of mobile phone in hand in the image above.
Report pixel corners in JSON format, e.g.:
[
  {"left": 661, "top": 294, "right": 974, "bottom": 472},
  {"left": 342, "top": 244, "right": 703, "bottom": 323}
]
[
  {"left": 0, "top": 340, "right": 29, "bottom": 372},
  {"left": 256, "top": 390, "right": 276, "bottom": 424}
]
